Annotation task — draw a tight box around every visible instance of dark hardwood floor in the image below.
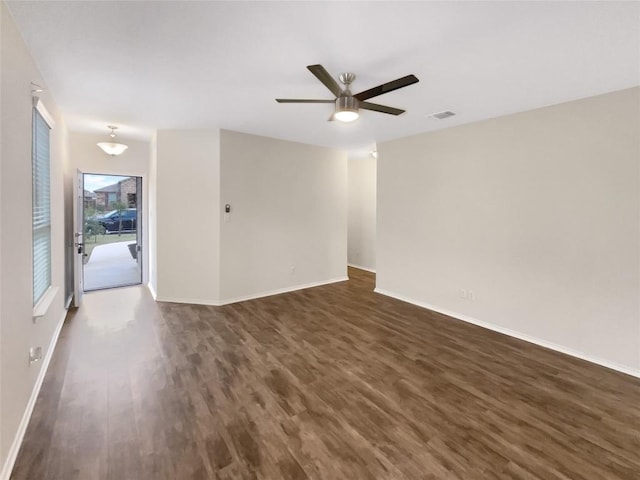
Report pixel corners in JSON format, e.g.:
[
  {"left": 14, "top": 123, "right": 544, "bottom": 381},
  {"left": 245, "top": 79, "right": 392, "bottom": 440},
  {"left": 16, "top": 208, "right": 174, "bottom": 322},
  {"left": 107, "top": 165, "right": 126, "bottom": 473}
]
[{"left": 11, "top": 268, "right": 640, "bottom": 479}]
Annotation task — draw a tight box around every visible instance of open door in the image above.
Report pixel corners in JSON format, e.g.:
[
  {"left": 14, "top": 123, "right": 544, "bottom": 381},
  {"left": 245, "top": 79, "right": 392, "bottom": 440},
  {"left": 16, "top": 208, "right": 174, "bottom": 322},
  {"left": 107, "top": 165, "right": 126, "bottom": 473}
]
[{"left": 73, "top": 169, "right": 84, "bottom": 307}]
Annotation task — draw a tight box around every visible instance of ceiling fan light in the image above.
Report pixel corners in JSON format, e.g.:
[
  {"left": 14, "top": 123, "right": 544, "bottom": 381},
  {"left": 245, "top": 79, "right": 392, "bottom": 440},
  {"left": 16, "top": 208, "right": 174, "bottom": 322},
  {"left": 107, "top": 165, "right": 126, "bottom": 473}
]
[
  {"left": 334, "top": 110, "right": 359, "bottom": 122},
  {"left": 97, "top": 142, "right": 128, "bottom": 156}
]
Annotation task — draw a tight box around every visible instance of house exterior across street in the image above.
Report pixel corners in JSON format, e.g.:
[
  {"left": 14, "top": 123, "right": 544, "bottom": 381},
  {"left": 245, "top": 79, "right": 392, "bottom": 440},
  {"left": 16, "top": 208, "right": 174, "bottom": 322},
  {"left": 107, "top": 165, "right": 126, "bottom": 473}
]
[{"left": 93, "top": 177, "right": 137, "bottom": 210}]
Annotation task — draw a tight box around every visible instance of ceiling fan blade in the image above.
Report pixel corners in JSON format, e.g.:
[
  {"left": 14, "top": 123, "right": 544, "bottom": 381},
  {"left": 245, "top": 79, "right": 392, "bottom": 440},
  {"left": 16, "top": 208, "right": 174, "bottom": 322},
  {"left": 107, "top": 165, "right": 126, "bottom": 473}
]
[
  {"left": 360, "top": 102, "right": 405, "bottom": 116},
  {"left": 354, "top": 74, "right": 419, "bottom": 101},
  {"left": 276, "top": 99, "right": 335, "bottom": 103},
  {"left": 307, "top": 64, "right": 342, "bottom": 97}
]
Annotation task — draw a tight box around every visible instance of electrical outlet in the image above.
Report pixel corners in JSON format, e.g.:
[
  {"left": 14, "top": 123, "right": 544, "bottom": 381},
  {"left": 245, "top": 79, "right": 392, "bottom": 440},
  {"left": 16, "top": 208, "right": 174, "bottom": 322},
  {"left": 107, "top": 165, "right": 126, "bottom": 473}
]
[{"left": 459, "top": 288, "right": 476, "bottom": 301}]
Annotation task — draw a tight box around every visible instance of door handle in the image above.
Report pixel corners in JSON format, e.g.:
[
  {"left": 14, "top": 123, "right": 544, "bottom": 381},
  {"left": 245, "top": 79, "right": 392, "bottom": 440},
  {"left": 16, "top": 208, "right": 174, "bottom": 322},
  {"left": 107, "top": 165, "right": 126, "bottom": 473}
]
[{"left": 77, "top": 243, "right": 84, "bottom": 254}]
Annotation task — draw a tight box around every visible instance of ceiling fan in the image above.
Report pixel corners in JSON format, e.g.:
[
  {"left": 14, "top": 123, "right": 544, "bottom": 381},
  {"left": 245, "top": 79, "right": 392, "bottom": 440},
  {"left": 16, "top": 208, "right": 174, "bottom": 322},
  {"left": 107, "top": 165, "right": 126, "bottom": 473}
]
[{"left": 276, "top": 64, "right": 419, "bottom": 122}]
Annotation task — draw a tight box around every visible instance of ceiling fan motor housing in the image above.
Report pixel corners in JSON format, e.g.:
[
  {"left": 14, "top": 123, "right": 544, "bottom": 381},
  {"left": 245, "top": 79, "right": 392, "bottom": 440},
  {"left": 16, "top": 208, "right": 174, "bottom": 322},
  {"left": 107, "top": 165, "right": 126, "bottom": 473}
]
[{"left": 336, "top": 94, "right": 359, "bottom": 112}]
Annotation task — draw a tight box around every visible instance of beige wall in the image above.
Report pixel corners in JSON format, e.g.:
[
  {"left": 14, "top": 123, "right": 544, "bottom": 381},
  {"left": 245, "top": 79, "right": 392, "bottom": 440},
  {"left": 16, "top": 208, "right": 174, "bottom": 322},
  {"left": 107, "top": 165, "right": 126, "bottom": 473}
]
[
  {"left": 154, "top": 130, "right": 221, "bottom": 304},
  {"left": 377, "top": 87, "right": 640, "bottom": 374},
  {"left": 219, "top": 130, "right": 348, "bottom": 302},
  {"left": 348, "top": 155, "right": 376, "bottom": 272},
  {"left": 151, "top": 129, "right": 347, "bottom": 304},
  {"left": 1, "top": 2, "right": 71, "bottom": 475}
]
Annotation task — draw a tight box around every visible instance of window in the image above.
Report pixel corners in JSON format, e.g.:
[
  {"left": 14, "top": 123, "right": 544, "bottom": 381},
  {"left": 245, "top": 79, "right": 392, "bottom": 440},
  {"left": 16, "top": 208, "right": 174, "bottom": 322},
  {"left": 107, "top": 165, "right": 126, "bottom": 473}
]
[{"left": 32, "top": 100, "right": 54, "bottom": 306}]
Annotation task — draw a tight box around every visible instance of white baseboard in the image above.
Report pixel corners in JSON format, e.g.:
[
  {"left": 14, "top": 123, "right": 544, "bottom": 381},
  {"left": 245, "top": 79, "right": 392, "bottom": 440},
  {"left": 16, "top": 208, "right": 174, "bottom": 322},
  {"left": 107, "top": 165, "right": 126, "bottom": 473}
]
[
  {"left": 155, "top": 277, "right": 349, "bottom": 306},
  {"left": 155, "top": 295, "right": 221, "bottom": 305},
  {"left": 218, "top": 276, "right": 349, "bottom": 305},
  {"left": 374, "top": 288, "right": 640, "bottom": 379},
  {"left": 348, "top": 263, "right": 376, "bottom": 274},
  {"left": 0, "top": 308, "right": 68, "bottom": 480}
]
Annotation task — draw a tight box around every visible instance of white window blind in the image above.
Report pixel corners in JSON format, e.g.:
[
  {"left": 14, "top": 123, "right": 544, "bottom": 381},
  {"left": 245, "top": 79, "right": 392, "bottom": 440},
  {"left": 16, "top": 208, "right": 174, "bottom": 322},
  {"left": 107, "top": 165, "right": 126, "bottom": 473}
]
[{"left": 32, "top": 106, "right": 52, "bottom": 306}]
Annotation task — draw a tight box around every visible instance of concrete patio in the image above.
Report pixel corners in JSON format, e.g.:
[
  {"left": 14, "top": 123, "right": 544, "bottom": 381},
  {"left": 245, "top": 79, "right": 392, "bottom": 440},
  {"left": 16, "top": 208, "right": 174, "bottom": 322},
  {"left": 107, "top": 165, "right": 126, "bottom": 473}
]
[{"left": 84, "top": 240, "right": 141, "bottom": 291}]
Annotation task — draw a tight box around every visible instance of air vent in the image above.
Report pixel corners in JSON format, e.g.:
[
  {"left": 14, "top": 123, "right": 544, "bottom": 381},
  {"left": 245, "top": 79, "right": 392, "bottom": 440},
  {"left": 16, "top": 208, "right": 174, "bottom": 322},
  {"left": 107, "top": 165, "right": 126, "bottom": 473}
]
[{"left": 428, "top": 111, "right": 456, "bottom": 120}]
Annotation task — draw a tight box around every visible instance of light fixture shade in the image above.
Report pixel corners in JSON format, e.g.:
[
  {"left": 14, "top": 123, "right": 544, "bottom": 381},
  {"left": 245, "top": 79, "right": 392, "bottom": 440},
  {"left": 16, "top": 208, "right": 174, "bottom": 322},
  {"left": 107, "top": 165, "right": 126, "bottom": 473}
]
[
  {"left": 97, "top": 142, "right": 128, "bottom": 156},
  {"left": 334, "top": 110, "right": 359, "bottom": 122}
]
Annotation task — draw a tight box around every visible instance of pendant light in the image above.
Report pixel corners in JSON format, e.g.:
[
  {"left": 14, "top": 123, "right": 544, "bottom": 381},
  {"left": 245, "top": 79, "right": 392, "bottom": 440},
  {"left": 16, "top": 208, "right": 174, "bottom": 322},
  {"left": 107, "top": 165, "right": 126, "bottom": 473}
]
[{"left": 97, "top": 125, "right": 128, "bottom": 156}]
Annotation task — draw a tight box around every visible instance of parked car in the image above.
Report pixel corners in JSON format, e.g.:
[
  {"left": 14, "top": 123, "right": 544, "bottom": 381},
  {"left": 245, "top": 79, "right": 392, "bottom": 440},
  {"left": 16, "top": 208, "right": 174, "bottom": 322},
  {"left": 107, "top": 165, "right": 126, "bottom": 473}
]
[{"left": 99, "top": 208, "right": 137, "bottom": 233}]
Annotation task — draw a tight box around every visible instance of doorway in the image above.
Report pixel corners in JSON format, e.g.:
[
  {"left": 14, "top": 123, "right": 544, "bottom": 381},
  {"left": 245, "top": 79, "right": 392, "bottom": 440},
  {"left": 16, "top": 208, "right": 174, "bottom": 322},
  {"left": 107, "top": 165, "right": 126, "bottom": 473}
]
[{"left": 82, "top": 173, "right": 142, "bottom": 291}]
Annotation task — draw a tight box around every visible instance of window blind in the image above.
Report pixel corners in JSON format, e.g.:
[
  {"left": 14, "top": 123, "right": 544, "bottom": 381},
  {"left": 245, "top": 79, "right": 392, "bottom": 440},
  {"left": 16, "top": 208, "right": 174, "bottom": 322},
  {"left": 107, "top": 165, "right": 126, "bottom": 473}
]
[{"left": 33, "top": 108, "right": 51, "bottom": 306}]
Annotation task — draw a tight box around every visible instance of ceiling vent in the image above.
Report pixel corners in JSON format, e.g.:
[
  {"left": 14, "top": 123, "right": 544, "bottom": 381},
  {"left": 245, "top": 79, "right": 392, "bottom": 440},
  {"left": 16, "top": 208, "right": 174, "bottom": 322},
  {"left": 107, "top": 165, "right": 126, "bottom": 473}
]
[{"left": 428, "top": 111, "right": 455, "bottom": 120}]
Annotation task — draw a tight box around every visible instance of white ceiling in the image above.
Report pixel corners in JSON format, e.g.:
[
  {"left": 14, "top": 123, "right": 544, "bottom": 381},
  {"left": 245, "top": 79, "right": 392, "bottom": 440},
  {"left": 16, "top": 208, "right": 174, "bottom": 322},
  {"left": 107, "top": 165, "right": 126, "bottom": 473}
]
[{"left": 6, "top": 1, "right": 640, "bottom": 151}]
